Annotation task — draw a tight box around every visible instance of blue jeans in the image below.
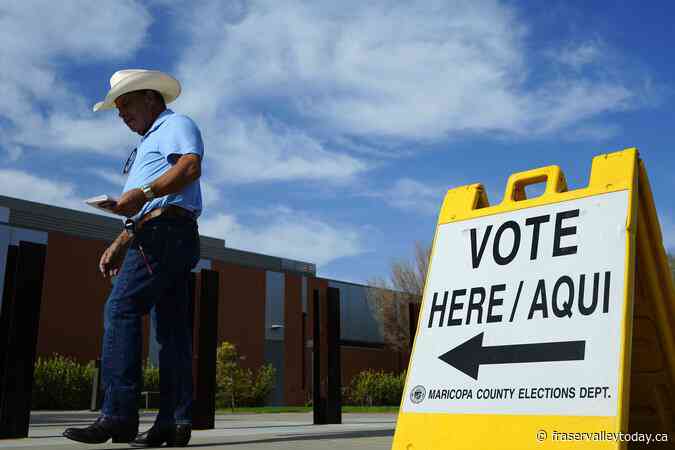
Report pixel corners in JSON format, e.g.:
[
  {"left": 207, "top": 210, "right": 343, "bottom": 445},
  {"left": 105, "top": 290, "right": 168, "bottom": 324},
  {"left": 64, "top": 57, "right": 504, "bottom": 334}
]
[{"left": 101, "top": 216, "right": 199, "bottom": 426}]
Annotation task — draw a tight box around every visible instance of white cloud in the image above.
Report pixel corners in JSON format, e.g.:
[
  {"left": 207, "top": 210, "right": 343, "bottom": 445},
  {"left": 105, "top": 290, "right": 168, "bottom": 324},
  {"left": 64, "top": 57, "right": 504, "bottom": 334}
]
[
  {"left": 0, "top": 1, "right": 150, "bottom": 61},
  {"left": 88, "top": 169, "right": 127, "bottom": 189},
  {"left": 200, "top": 180, "right": 221, "bottom": 207},
  {"left": 204, "top": 116, "right": 369, "bottom": 184},
  {"left": 0, "top": 0, "right": 658, "bottom": 193},
  {"left": 199, "top": 206, "right": 365, "bottom": 266},
  {"left": 173, "top": 0, "right": 524, "bottom": 140},
  {"left": 564, "top": 124, "right": 622, "bottom": 141},
  {"left": 169, "top": 0, "right": 646, "bottom": 150},
  {"left": 40, "top": 114, "right": 136, "bottom": 155},
  {"left": 526, "top": 81, "right": 633, "bottom": 134},
  {"left": 552, "top": 40, "right": 604, "bottom": 70},
  {"left": 0, "top": 1, "right": 151, "bottom": 155},
  {"left": 370, "top": 178, "right": 447, "bottom": 215},
  {"left": 0, "top": 169, "right": 83, "bottom": 211}
]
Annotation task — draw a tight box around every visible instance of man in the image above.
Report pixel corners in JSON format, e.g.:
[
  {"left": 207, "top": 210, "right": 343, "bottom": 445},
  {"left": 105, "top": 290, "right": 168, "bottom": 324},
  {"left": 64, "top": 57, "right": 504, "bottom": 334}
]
[{"left": 63, "top": 69, "right": 203, "bottom": 447}]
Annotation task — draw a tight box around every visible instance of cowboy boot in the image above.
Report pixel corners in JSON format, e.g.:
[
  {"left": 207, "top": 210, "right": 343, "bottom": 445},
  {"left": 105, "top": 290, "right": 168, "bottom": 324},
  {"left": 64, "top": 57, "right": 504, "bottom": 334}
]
[
  {"left": 63, "top": 416, "right": 138, "bottom": 444},
  {"left": 130, "top": 423, "right": 192, "bottom": 447}
]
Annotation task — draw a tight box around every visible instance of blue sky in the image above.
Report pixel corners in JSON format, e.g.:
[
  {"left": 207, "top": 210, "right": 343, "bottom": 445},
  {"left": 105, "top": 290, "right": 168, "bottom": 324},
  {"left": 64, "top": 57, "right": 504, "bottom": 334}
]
[{"left": 0, "top": 1, "right": 673, "bottom": 285}]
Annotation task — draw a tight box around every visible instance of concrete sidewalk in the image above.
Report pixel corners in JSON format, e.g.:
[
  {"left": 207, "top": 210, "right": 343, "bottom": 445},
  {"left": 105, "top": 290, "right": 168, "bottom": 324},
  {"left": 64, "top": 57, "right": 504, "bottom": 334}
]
[{"left": 0, "top": 411, "right": 396, "bottom": 449}]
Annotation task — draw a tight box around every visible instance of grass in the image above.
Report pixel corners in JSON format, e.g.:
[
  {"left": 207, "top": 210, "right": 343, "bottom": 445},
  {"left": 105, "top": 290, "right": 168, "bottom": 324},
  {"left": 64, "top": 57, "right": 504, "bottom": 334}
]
[
  {"left": 216, "top": 406, "right": 310, "bottom": 414},
  {"left": 215, "top": 405, "right": 400, "bottom": 414},
  {"left": 223, "top": 406, "right": 400, "bottom": 414},
  {"left": 343, "top": 405, "right": 399, "bottom": 413},
  {"left": 140, "top": 405, "right": 400, "bottom": 414}
]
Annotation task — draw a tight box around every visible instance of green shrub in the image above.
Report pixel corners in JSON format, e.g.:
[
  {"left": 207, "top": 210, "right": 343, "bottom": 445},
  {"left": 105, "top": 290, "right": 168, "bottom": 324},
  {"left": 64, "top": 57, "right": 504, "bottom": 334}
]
[
  {"left": 142, "top": 362, "right": 160, "bottom": 392},
  {"left": 32, "top": 346, "right": 277, "bottom": 410},
  {"left": 32, "top": 354, "right": 95, "bottom": 410},
  {"left": 249, "top": 364, "right": 275, "bottom": 404},
  {"left": 346, "top": 369, "right": 406, "bottom": 406},
  {"left": 215, "top": 342, "right": 276, "bottom": 408}
]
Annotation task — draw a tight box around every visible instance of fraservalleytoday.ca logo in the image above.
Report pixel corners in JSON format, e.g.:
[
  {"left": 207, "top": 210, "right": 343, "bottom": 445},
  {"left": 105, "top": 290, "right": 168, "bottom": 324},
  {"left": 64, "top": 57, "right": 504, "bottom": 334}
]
[{"left": 545, "top": 430, "right": 671, "bottom": 445}]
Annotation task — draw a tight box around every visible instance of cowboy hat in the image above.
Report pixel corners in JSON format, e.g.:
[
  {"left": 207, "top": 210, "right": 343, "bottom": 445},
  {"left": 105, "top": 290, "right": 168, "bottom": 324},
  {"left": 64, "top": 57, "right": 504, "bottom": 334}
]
[{"left": 92, "top": 69, "right": 181, "bottom": 112}]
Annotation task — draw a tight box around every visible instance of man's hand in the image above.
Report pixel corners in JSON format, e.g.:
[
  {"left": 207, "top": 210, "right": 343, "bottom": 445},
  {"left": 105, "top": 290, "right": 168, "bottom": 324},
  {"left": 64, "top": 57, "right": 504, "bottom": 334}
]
[
  {"left": 99, "top": 235, "right": 130, "bottom": 278},
  {"left": 109, "top": 153, "right": 201, "bottom": 218},
  {"left": 111, "top": 188, "right": 146, "bottom": 217}
]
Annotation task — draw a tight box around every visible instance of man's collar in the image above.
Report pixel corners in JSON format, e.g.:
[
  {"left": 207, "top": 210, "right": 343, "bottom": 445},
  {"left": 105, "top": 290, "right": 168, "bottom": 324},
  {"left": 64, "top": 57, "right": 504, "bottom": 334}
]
[{"left": 143, "top": 109, "right": 174, "bottom": 138}]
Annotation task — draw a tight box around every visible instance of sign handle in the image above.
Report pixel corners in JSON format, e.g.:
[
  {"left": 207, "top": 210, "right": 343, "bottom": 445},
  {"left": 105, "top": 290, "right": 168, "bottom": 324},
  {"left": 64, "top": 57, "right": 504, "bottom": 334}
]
[{"left": 503, "top": 165, "right": 568, "bottom": 202}]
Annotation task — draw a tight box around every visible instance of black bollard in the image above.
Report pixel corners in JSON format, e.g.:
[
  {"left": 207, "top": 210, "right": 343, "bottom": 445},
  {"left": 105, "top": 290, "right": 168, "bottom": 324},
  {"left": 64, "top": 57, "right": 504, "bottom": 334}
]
[
  {"left": 325, "top": 287, "right": 342, "bottom": 424},
  {"left": 193, "top": 269, "right": 219, "bottom": 430},
  {"left": 0, "top": 247, "right": 17, "bottom": 417},
  {"left": 90, "top": 358, "right": 102, "bottom": 411},
  {"left": 312, "top": 289, "right": 325, "bottom": 424},
  {"left": 0, "top": 242, "right": 47, "bottom": 439}
]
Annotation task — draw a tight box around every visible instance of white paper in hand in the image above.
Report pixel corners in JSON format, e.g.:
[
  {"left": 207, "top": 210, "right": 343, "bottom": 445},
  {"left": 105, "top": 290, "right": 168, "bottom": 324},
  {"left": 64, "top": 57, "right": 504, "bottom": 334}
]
[{"left": 85, "top": 194, "right": 119, "bottom": 214}]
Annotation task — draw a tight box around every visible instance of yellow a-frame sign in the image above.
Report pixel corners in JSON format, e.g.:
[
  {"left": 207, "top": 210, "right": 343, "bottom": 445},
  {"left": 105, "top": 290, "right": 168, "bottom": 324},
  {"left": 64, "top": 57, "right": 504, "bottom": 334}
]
[{"left": 392, "top": 148, "right": 673, "bottom": 449}]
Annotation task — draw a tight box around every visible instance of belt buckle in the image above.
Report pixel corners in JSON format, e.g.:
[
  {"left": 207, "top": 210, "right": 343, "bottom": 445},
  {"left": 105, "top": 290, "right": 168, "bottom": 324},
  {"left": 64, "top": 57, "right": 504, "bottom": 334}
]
[{"left": 124, "top": 218, "right": 136, "bottom": 236}]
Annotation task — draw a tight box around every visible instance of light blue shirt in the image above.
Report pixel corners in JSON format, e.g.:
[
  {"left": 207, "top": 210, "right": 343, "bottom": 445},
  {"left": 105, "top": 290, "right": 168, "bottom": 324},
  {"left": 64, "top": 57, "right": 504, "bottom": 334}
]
[{"left": 122, "top": 109, "right": 204, "bottom": 221}]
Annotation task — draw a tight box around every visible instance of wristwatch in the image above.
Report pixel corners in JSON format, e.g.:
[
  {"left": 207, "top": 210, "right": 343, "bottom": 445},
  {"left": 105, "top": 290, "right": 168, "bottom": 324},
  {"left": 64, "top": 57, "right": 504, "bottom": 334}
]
[{"left": 141, "top": 184, "right": 155, "bottom": 200}]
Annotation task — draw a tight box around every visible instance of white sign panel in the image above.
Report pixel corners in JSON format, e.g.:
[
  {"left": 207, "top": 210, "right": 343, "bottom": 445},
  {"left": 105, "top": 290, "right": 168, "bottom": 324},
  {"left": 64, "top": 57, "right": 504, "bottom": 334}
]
[{"left": 403, "top": 190, "right": 629, "bottom": 416}]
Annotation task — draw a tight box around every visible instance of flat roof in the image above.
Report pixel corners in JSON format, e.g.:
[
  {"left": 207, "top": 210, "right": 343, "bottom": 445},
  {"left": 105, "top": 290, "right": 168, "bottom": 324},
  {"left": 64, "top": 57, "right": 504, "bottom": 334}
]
[{"left": 0, "top": 195, "right": 315, "bottom": 276}]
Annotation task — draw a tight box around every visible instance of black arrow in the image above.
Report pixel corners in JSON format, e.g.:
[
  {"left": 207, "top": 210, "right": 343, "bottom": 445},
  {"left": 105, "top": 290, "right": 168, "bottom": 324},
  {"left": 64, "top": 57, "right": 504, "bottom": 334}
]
[{"left": 438, "top": 332, "right": 585, "bottom": 380}]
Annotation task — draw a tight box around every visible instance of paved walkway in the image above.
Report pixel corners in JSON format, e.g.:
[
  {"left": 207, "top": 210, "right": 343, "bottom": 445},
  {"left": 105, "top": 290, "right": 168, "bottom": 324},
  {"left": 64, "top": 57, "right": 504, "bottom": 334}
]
[{"left": 0, "top": 411, "right": 396, "bottom": 449}]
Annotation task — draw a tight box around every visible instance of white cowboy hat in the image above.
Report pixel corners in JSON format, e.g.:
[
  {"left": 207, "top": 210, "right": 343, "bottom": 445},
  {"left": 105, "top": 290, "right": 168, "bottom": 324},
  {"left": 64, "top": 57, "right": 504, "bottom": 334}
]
[{"left": 92, "top": 69, "right": 181, "bottom": 112}]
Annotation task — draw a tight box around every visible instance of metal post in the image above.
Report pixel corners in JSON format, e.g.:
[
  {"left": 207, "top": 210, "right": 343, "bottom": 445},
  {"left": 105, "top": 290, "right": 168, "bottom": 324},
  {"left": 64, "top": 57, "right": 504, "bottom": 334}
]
[
  {"left": 0, "top": 246, "right": 18, "bottom": 417},
  {"left": 325, "top": 287, "right": 341, "bottom": 424},
  {"left": 312, "top": 289, "right": 325, "bottom": 424},
  {"left": 0, "top": 242, "right": 47, "bottom": 439},
  {"left": 193, "top": 269, "right": 219, "bottom": 430},
  {"left": 90, "top": 358, "right": 102, "bottom": 411}
]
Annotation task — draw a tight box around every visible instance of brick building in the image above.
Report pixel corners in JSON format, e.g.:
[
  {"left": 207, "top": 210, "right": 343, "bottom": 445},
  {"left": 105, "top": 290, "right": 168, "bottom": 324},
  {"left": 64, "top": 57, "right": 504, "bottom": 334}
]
[{"left": 0, "top": 195, "right": 414, "bottom": 406}]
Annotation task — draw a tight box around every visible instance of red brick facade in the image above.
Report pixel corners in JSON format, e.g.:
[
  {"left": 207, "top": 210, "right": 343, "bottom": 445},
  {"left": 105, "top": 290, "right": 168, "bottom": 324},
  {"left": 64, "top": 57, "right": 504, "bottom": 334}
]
[{"left": 33, "top": 232, "right": 411, "bottom": 405}]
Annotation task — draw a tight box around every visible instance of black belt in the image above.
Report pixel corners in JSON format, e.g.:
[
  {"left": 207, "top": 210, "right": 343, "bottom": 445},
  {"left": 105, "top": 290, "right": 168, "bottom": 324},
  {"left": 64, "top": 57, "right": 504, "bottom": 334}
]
[{"left": 126, "top": 205, "right": 195, "bottom": 235}]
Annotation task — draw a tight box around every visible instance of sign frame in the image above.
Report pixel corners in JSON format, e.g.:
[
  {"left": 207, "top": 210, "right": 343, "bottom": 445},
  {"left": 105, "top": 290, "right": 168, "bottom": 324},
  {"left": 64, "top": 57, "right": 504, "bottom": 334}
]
[{"left": 392, "top": 148, "right": 674, "bottom": 449}]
